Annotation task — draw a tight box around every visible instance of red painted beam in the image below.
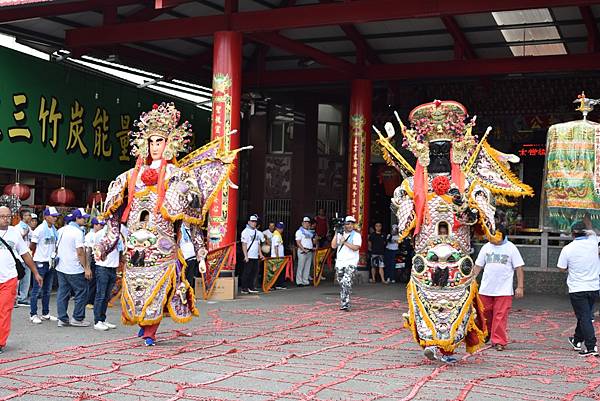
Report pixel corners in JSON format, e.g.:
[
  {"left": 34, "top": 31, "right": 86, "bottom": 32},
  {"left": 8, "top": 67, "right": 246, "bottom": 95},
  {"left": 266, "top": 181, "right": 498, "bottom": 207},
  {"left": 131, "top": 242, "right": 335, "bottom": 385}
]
[
  {"left": 65, "top": 0, "right": 600, "bottom": 48},
  {"left": 0, "top": 0, "right": 143, "bottom": 23},
  {"left": 154, "top": 0, "right": 190, "bottom": 8},
  {"left": 318, "top": 0, "right": 380, "bottom": 65},
  {"left": 441, "top": 15, "right": 476, "bottom": 60},
  {"left": 121, "top": 5, "right": 168, "bottom": 23},
  {"left": 247, "top": 32, "right": 359, "bottom": 74},
  {"left": 579, "top": 6, "right": 600, "bottom": 52},
  {"left": 244, "top": 67, "right": 354, "bottom": 86},
  {"left": 244, "top": 53, "right": 600, "bottom": 86},
  {"left": 340, "top": 24, "right": 382, "bottom": 65}
]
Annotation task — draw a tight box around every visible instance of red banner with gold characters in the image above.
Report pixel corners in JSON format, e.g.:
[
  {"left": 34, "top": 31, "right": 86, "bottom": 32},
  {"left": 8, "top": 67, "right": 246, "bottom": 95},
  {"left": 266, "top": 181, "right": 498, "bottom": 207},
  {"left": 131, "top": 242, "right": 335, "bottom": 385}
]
[
  {"left": 262, "top": 256, "right": 292, "bottom": 293},
  {"left": 347, "top": 79, "right": 372, "bottom": 266},
  {"left": 201, "top": 243, "right": 235, "bottom": 300},
  {"left": 207, "top": 32, "right": 242, "bottom": 254},
  {"left": 313, "top": 247, "right": 332, "bottom": 287}
]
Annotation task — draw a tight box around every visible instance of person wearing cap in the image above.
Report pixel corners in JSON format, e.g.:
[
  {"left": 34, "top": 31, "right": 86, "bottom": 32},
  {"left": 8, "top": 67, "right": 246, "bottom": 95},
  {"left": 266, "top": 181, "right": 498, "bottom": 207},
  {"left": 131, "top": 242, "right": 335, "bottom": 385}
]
[
  {"left": 557, "top": 220, "right": 600, "bottom": 357},
  {"left": 240, "top": 214, "right": 265, "bottom": 294},
  {"left": 84, "top": 218, "right": 105, "bottom": 309},
  {"left": 271, "top": 222, "right": 287, "bottom": 290},
  {"left": 473, "top": 225, "right": 525, "bottom": 352},
  {"left": 262, "top": 222, "right": 276, "bottom": 256},
  {"left": 295, "top": 217, "right": 315, "bottom": 287},
  {"left": 55, "top": 208, "right": 93, "bottom": 327},
  {"left": 331, "top": 216, "right": 362, "bottom": 310},
  {"left": 91, "top": 218, "right": 122, "bottom": 331},
  {"left": 29, "top": 206, "right": 61, "bottom": 324},
  {"left": 14, "top": 209, "right": 33, "bottom": 307},
  {"left": 0, "top": 206, "right": 43, "bottom": 354},
  {"left": 28, "top": 213, "right": 38, "bottom": 233}
]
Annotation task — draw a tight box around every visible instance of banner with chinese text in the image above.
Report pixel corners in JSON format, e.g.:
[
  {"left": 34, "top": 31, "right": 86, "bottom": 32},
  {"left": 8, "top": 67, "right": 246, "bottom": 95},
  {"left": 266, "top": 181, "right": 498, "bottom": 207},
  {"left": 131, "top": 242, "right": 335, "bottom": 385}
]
[{"left": 0, "top": 47, "right": 210, "bottom": 180}]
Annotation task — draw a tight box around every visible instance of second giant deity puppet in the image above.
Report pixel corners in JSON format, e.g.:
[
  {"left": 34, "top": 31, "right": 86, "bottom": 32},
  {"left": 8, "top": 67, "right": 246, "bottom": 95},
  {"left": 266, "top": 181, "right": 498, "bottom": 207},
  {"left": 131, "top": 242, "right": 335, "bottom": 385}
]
[
  {"left": 96, "top": 102, "right": 248, "bottom": 346},
  {"left": 375, "top": 100, "right": 533, "bottom": 363}
]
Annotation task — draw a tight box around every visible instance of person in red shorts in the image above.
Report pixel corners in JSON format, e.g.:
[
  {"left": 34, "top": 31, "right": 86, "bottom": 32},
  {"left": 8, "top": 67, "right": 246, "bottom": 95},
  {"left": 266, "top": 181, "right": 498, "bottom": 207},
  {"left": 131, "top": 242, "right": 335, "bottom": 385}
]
[{"left": 473, "top": 225, "right": 525, "bottom": 351}]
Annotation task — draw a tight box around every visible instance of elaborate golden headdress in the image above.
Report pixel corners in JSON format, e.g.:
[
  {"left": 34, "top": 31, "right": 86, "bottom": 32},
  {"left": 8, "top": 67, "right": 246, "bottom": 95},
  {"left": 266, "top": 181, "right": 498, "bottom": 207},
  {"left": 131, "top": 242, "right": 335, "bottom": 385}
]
[
  {"left": 402, "top": 100, "right": 477, "bottom": 166},
  {"left": 130, "top": 102, "right": 192, "bottom": 161}
]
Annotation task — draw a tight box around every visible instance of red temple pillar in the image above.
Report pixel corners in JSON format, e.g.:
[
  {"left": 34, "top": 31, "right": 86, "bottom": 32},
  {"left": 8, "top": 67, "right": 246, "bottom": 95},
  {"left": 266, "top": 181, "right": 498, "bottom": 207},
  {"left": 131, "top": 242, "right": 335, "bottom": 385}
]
[
  {"left": 346, "top": 79, "right": 372, "bottom": 266},
  {"left": 207, "top": 31, "right": 242, "bottom": 251}
]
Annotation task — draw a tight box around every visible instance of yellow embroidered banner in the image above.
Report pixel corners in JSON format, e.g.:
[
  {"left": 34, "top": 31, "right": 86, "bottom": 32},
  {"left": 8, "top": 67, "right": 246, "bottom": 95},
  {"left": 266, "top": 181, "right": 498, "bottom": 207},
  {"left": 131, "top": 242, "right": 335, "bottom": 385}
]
[
  {"left": 202, "top": 242, "right": 235, "bottom": 300},
  {"left": 262, "top": 256, "right": 292, "bottom": 292},
  {"left": 313, "top": 247, "right": 332, "bottom": 287}
]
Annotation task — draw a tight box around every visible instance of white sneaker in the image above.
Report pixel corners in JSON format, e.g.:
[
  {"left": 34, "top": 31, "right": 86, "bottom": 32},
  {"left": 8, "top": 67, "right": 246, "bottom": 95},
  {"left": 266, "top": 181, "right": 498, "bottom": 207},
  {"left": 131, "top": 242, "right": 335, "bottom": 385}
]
[
  {"left": 30, "top": 315, "right": 42, "bottom": 324},
  {"left": 424, "top": 346, "right": 438, "bottom": 361},
  {"left": 70, "top": 319, "right": 91, "bottom": 327},
  {"left": 94, "top": 321, "right": 109, "bottom": 331},
  {"left": 41, "top": 314, "right": 58, "bottom": 322},
  {"left": 103, "top": 321, "right": 117, "bottom": 329}
]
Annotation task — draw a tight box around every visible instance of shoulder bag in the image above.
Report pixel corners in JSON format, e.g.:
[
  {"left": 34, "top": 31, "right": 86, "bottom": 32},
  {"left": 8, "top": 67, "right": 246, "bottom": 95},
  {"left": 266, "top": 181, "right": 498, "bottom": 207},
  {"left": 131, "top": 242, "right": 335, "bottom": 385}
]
[{"left": 0, "top": 236, "right": 26, "bottom": 280}]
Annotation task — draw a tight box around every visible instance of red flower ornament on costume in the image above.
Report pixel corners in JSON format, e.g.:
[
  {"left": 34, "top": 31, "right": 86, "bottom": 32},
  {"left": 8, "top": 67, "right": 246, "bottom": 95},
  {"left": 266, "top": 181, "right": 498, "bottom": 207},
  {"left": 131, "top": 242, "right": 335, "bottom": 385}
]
[
  {"left": 141, "top": 168, "right": 159, "bottom": 186},
  {"left": 432, "top": 175, "right": 451, "bottom": 195}
]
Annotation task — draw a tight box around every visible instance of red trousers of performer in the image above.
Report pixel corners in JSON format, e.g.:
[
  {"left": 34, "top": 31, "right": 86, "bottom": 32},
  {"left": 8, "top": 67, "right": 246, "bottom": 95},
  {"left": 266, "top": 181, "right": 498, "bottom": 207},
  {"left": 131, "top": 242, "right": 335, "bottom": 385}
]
[
  {"left": 480, "top": 295, "right": 512, "bottom": 346},
  {"left": 140, "top": 323, "right": 160, "bottom": 340},
  {"left": 0, "top": 278, "right": 18, "bottom": 347}
]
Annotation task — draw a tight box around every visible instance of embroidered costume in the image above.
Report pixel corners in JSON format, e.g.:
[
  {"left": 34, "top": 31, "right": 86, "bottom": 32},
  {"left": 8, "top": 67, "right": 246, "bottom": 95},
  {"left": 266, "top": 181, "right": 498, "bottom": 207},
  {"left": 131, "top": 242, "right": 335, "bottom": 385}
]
[
  {"left": 545, "top": 93, "right": 600, "bottom": 231},
  {"left": 96, "top": 102, "right": 246, "bottom": 343},
  {"left": 375, "top": 100, "right": 533, "bottom": 362}
]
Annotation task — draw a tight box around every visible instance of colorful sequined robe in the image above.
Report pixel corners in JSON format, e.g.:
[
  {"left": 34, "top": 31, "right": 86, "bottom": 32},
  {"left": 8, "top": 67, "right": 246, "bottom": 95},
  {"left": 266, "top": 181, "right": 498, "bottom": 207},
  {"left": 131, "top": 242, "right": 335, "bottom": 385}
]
[{"left": 98, "top": 139, "right": 238, "bottom": 326}]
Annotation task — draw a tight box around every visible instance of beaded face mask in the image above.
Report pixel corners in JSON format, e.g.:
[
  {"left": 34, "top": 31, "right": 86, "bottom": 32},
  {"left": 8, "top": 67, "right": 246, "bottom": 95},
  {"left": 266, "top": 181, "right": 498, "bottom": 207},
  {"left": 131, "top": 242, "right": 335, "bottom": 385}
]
[{"left": 129, "top": 102, "right": 193, "bottom": 162}]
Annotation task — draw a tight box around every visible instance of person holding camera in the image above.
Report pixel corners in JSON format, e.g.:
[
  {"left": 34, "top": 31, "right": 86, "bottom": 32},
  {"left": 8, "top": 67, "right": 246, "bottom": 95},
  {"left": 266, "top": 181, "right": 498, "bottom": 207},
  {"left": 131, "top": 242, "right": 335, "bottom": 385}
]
[
  {"left": 295, "top": 217, "right": 315, "bottom": 287},
  {"left": 331, "top": 216, "right": 362, "bottom": 311}
]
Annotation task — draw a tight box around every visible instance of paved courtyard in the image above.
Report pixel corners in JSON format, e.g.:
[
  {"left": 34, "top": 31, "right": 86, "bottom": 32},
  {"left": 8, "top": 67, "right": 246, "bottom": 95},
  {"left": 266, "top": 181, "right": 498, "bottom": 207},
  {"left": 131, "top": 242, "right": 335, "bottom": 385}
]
[{"left": 1, "top": 282, "right": 599, "bottom": 401}]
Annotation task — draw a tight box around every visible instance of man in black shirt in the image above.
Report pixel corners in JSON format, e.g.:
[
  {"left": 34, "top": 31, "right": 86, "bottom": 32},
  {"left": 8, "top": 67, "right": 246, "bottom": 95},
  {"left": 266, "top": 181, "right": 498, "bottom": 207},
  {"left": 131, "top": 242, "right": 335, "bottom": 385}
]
[{"left": 368, "top": 222, "right": 387, "bottom": 283}]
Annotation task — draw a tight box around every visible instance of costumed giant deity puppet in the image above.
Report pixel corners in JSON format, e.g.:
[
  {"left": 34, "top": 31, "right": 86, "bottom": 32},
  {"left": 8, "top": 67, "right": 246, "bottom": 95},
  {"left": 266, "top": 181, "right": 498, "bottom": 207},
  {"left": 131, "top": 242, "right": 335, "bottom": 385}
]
[
  {"left": 374, "top": 100, "right": 533, "bottom": 363},
  {"left": 95, "top": 102, "right": 249, "bottom": 346}
]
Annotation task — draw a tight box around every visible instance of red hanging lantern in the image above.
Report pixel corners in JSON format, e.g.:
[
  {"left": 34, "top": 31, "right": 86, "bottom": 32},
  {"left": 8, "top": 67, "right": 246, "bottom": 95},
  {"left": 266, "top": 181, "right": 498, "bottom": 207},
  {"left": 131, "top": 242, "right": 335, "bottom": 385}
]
[
  {"left": 87, "top": 191, "right": 106, "bottom": 206},
  {"left": 377, "top": 165, "right": 401, "bottom": 196},
  {"left": 49, "top": 187, "right": 75, "bottom": 206},
  {"left": 4, "top": 183, "right": 31, "bottom": 201}
]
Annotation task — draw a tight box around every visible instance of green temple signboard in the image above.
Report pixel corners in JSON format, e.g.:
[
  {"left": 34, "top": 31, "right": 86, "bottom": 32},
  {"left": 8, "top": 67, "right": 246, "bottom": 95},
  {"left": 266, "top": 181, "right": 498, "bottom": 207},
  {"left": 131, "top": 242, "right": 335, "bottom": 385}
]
[{"left": 0, "top": 47, "right": 210, "bottom": 180}]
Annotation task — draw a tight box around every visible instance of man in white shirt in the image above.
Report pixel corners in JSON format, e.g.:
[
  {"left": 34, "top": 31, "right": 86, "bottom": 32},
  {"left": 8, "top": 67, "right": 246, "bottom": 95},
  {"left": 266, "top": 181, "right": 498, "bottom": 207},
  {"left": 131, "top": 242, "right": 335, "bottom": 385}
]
[
  {"left": 15, "top": 209, "right": 32, "bottom": 307},
  {"left": 331, "top": 216, "right": 362, "bottom": 311},
  {"left": 240, "top": 214, "right": 264, "bottom": 294},
  {"left": 56, "top": 208, "right": 92, "bottom": 327},
  {"left": 262, "top": 222, "right": 275, "bottom": 255},
  {"left": 295, "top": 217, "right": 315, "bottom": 287},
  {"left": 0, "top": 206, "right": 43, "bottom": 354},
  {"left": 557, "top": 221, "right": 600, "bottom": 357},
  {"left": 84, "top": 218, "right": 104, "bottom": 309},
  {"left": 271, "top": 222, "right": 287, "bottom": 290},
  {"left": 473, "top": 225, "right": 525, "bottom": 351},
  {"left": 92, "top": 218, "right": 122, "bottom": 331},
  {"left": 29, "top": 206, "right": 61, "bottom": 324}
]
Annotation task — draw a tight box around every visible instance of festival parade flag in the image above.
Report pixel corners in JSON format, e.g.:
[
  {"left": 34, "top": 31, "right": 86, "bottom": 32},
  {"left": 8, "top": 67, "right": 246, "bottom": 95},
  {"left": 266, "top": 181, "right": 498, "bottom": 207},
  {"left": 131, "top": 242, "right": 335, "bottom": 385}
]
[
  {"left": 202, "top": 243, "right": 235, "bottom": 300},
  {"left": 313, "top": 247, "right": 332, "bottom": 287},
  {"left": 262, "top": 256, "right": 292, "bottom": 292}
]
